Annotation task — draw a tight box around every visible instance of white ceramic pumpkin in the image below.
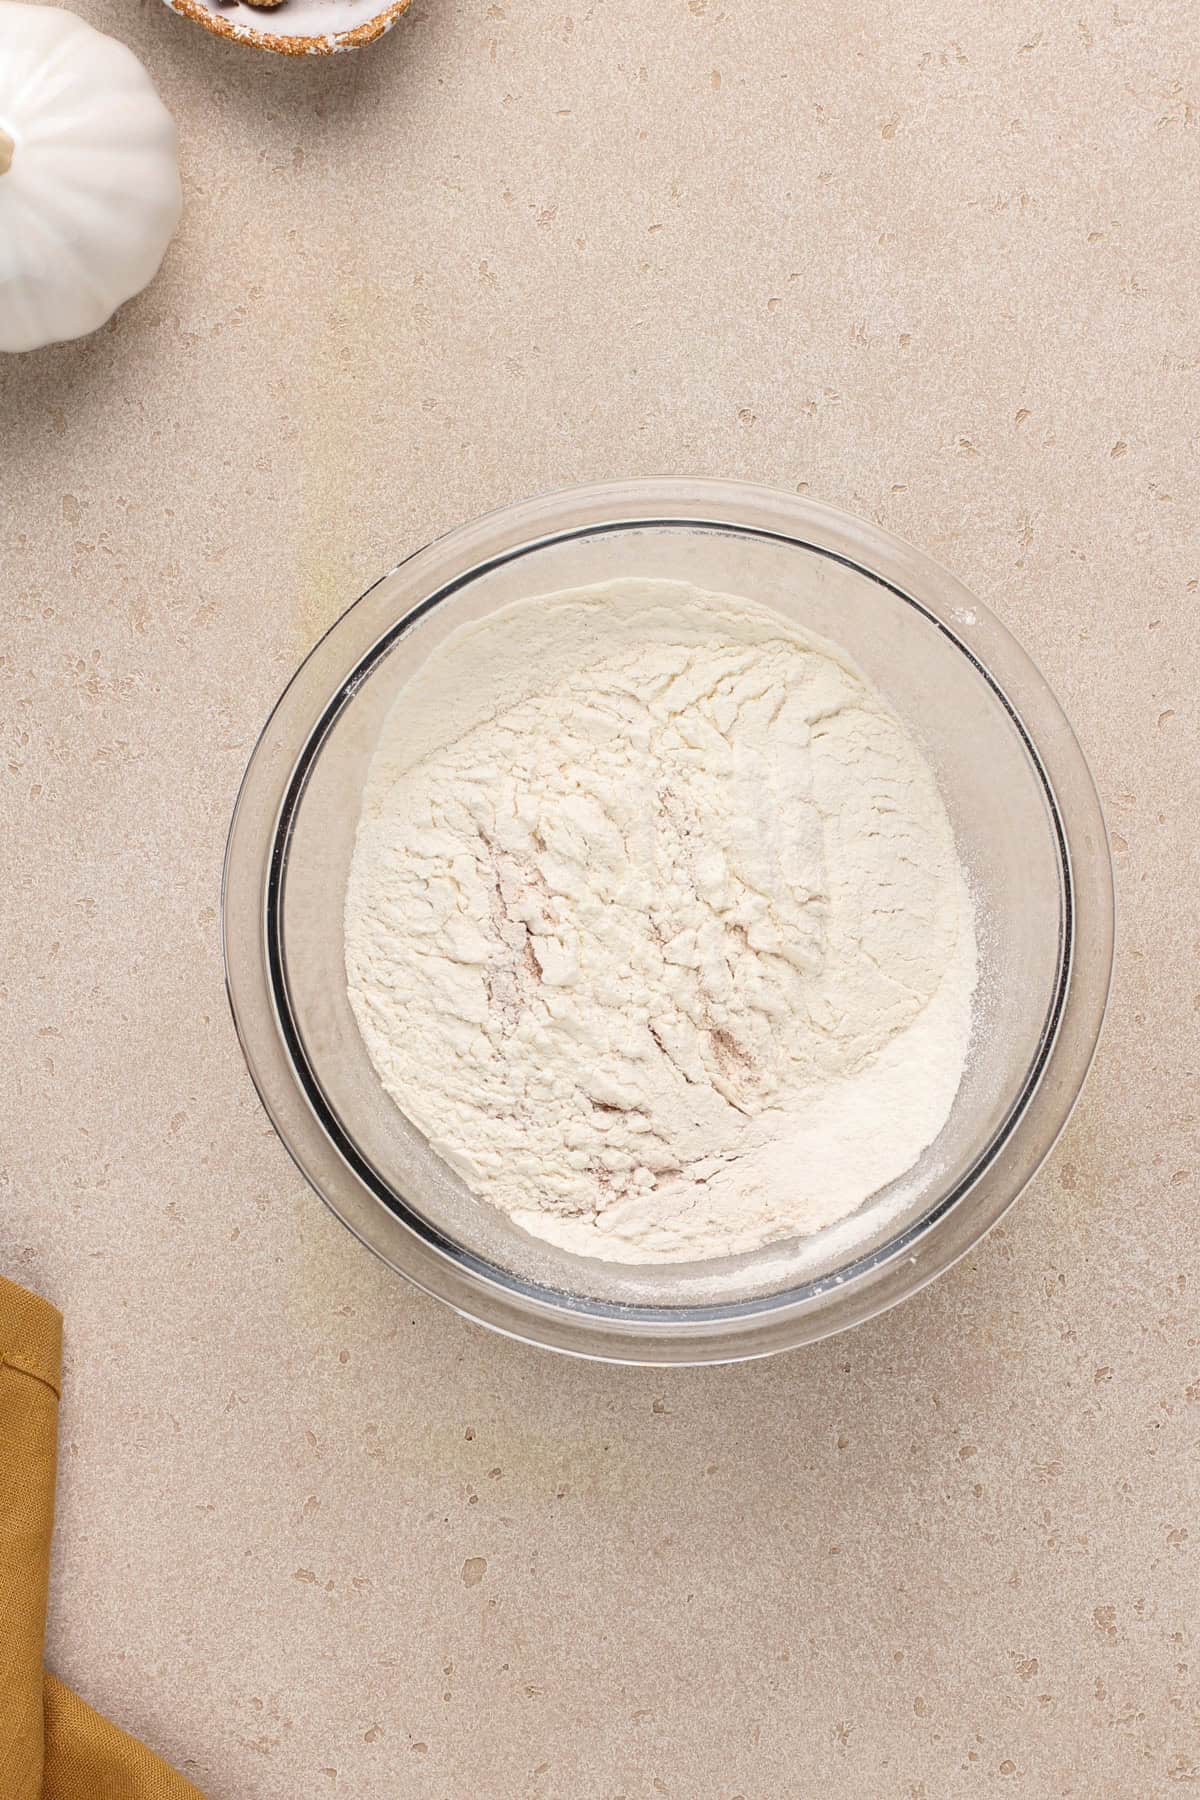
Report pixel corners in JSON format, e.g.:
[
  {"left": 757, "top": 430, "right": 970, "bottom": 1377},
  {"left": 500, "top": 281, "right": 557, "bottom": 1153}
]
[{"left": 0, "top": 5, "right": 182, "bottom": 353}]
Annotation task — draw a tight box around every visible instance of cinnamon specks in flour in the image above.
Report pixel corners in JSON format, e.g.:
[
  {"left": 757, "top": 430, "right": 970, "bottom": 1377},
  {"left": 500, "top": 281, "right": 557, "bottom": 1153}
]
[{"left": 345, "top": 581, "right": 976, "bottom": 1263}]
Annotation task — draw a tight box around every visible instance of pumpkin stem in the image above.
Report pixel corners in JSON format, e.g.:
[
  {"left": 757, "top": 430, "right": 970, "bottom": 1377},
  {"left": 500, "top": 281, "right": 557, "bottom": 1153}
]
[{"left": 0, "top": 129, "right": 13, "bottom": 177}]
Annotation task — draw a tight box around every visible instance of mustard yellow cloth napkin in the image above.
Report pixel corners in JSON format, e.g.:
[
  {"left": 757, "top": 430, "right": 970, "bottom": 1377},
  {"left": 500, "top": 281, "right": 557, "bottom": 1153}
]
[{"left": 0, "top": 1275, "right": 204, "bottom": 1800}]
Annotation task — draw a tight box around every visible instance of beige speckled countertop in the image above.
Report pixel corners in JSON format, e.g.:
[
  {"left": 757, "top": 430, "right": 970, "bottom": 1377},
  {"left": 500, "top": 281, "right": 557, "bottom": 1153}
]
[{"left": 2, "top": 2, "right": 1197, "bottom": 1795}]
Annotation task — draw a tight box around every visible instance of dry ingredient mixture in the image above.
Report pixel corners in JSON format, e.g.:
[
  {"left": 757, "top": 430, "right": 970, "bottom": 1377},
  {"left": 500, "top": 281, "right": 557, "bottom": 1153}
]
[{"left": 345, "top": 580, "right": 976, "bottom": 1264}]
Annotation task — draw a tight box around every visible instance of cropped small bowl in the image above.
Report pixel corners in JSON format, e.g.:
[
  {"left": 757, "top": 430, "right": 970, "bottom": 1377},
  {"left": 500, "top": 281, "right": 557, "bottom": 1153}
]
[
  {"left": 222, "top": 479, "right": 1113, "bottom": 1364},
  {"left": 162, "top": 0, "right": 410, "bottom": 57}
]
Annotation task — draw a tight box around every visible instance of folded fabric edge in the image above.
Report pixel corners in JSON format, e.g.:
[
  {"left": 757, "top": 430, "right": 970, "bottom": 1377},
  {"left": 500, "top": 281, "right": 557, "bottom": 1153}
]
[{"left": 0, "top": 1275, "right": 62, "bottom": 1398}]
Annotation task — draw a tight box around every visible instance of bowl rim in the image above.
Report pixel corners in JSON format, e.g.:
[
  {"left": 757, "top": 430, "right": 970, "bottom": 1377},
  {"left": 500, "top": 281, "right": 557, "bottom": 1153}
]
[
  {"left": 160, "top": 0, "right": 410, "bottom": 56},
  {"left": 222, "top": 479, "right": 1115, "bottom": 1363}
]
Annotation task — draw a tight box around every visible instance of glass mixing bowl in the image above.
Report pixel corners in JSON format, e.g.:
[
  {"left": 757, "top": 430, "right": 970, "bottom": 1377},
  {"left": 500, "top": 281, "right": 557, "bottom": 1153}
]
[{"left": 222, "top": 480, "right": 1113, "bottom": 1364}]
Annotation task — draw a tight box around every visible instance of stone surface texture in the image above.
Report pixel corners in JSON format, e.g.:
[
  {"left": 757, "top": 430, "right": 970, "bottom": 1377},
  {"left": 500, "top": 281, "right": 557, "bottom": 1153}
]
[{"left": 1, "top": 1, "right": 1197, "bottom": 1796}]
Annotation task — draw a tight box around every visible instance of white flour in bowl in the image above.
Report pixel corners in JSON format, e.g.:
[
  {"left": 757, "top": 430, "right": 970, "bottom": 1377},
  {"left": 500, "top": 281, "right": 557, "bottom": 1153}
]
[{"left": 345, "top": 580, "right": 976, "bottom": 1264}]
